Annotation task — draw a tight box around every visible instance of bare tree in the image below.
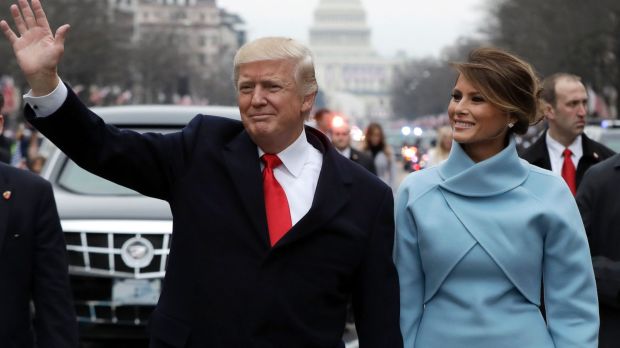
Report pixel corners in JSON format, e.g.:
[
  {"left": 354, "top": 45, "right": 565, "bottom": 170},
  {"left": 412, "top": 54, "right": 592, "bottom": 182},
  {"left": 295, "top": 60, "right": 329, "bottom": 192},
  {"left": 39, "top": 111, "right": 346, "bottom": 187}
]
[
  {"left": 1, "top": 1, "right": 241, "bottom": 107},
  {"left": 486, "top": 0, "right": 620, "bottom": 116},
  {"left": 391, "top": 38, "right": 485, "bottom": 120},
  {"left": 130, "top": 31, "right": 192, "bottom": 104}
]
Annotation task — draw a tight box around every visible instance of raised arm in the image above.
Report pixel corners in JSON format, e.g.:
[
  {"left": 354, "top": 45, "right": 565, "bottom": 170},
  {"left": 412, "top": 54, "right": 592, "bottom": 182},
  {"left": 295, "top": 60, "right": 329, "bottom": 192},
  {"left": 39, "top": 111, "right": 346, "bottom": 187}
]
[{"left": 0, "top": 0, "right": 69, "bottom": 96}]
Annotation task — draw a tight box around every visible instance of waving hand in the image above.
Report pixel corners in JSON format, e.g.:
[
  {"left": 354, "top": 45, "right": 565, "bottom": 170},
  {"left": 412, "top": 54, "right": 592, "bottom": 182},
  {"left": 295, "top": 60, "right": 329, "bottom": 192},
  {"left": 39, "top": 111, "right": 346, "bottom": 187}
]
[{"left": 0, "top": 0, "right": 70, "bottom": 95}]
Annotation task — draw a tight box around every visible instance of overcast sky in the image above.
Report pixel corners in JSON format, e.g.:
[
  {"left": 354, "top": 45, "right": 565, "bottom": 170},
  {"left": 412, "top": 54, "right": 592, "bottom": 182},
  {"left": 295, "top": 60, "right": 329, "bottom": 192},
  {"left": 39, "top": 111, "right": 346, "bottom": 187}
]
[{"left": 218, "top": 0, "right": 488, "bottom": 59}]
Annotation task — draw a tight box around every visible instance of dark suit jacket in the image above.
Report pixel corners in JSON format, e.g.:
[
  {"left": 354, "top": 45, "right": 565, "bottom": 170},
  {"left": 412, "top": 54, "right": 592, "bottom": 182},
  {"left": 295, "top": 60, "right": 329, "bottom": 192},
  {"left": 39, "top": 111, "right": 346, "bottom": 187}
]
[
  {"left": 27, "top": 87, "right": 402, "bottom": 348},
  {"left": 0, "top": 162, "right": 78, "bottom": 348},
  {"left": 0, "top": 135, "right": 11, "bottom": 164},
  {"left": 349, "top": 148, "right": 376, "bottom": 174},
  {"left": 577, "top": 154, "right": 620, "bottom": 348},
  {"left": 520, "top": 130, "right": 615, "bottom": 189}
]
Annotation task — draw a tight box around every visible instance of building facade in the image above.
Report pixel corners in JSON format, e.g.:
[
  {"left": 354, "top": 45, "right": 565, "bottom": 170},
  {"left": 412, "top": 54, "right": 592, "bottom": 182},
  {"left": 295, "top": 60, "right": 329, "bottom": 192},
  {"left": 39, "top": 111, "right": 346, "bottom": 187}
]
[
  {"left": 108, "top": 0, "right": 245, "bottom": 102},
  {"left": 309, "top": 0, "right": 394, "bottom": 122}
]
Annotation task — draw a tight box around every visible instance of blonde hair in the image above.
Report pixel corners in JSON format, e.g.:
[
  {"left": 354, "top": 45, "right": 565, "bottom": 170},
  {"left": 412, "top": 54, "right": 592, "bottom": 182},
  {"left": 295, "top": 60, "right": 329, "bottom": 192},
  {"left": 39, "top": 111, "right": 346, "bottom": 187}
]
[
  {"left": 540, "top": 73, "right": 582, "bottom": 107},
  {"left": 233, "top": 37, "right": 318, "bottom": 96},
  {"left": 434, "top": 126, "right": 452, "bottom": 156}
]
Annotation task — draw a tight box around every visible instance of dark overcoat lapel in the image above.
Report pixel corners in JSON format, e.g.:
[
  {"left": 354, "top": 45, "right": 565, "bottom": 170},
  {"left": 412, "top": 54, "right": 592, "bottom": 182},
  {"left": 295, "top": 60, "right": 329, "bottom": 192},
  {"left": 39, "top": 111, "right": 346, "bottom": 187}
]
[
  {"left": 222, "top": 126, "right": 352, "bottom": 251},
  {"left": 521, "top": 131, "right": 551, "bottom": 169},
  {"left": 275, "top": 128, "right": 351, "bottom": 250},
  {"left": 222, "top": 130, "right": 270, "bottom": 248}
]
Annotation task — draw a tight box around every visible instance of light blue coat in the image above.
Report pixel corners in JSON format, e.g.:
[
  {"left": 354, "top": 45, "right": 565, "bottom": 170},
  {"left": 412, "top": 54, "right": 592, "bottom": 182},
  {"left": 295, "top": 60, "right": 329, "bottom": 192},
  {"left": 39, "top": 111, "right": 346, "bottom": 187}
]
[{"left": 394, "top": 138, "right": 599, "bottom": 348}]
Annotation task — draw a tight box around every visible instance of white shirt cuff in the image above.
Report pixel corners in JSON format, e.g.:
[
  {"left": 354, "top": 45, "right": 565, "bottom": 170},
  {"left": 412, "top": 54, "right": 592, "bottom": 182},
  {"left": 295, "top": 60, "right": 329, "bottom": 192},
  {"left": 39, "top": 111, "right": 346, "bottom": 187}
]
[{"left": 23, "top": 81, "right": 68, "bottom": 117}]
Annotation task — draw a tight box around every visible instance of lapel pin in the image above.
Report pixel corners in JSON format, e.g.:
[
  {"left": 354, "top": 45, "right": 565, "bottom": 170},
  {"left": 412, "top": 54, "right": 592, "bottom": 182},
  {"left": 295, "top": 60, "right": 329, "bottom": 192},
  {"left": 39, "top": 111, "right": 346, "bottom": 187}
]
[
  {"left": 2, "top": 191, "right": 11, "bottom": 200},
  {"left": 13, "top": 234, "right": 20, "bottom": 238},
  {"left": 593, "top": 152, "right": 599, "bottom": 159}
]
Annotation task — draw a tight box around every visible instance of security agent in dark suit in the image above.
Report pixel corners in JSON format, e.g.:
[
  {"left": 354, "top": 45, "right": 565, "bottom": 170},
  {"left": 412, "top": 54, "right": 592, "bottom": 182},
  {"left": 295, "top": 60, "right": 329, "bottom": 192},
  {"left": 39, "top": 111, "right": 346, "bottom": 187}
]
[
  {"left": 0, "top": 133, "right": 11, "bottom": 164},
  {"left": 521, "top": 73, "right": 614, "bottom": 189},
  {"left": 577, "top": 153, "right": 620, "bottom": 348},
  {"left": 0, "top": 95, "right": 10, "bottom": 163},
  {"left": 2, "top": 2, "right": 402, "bottom": 347},
  {"left": 521, "top": 72, "right": 614, "bottom": 324},
  {"left": 331, "top": 119, "right": 376, "bottom": 174},
  {"left": 0, "top": 93, "right": 78, "bottom": 347}
]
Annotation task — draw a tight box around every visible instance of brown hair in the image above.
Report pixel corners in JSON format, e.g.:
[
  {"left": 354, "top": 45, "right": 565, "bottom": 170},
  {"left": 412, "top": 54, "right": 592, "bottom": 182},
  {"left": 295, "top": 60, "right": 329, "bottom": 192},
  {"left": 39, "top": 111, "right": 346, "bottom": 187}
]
[
  {"left": 363, "top": 122, "right": 393, "bottom": 158},
  {"left": 540, "top": 73, "right": 582, "bottom": 107},
  {"left": 313, "top": 108, "right": 332, "bottom": 121},
  {"left": 451, "top": 47, "right": 542, "bottom": 135}
]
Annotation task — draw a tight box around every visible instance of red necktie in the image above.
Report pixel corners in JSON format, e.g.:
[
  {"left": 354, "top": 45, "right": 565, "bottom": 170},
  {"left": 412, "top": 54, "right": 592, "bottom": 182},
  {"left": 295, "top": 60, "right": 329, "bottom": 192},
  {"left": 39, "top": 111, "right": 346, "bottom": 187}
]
[
  {"left": 261, "top": 154, "right": 292, "bottom": 246},
  {"left": 561, "top": 148, "right": 577, "bottom": 195}
]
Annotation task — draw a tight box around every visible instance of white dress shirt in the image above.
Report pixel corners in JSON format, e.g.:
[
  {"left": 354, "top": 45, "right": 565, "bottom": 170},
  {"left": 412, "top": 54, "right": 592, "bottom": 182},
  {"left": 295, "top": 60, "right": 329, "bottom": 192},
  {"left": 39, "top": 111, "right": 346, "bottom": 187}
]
[
  {"left": 336, "top": 147, "right": 351, "bottom": 158},
  {"left": 24, "top": 80, "right": 323, "bottom": 226},
  {"left": 23, "top": 80, "right": 68, "bottom": 117},
  {"left": 546, "top": 131, "right": 583, "bottom": 176},
  {"left": 258, "top": 130, "right": 322, "bottom": 225}
]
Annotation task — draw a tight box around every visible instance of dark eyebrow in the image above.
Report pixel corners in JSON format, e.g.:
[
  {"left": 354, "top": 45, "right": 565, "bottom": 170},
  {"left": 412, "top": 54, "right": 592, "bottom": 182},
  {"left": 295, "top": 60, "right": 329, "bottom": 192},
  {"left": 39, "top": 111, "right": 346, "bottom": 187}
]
[
  {"left": 464, "top": 90, "right": 482, "bottom": 95},
  {"left": 452, "top": 88, "right": 482, "bottom": 95}
]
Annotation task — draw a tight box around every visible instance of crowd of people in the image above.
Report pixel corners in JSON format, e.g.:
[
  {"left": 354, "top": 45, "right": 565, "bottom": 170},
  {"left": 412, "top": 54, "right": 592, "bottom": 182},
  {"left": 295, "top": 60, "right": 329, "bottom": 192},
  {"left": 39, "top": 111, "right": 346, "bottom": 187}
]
[
  {"left": 0, "top": 119, "right": 46, "bottom": 172},
  {"left": 1, "top": 1, "right": 619, "bottom": 347}
]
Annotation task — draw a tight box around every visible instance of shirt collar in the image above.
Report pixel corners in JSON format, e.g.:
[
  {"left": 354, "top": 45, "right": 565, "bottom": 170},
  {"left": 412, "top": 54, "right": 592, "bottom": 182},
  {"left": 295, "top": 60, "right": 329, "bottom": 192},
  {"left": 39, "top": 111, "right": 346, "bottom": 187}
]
[
  {"left": 337, "top": 147, "right": 351, "bottom": 158},
  {"left": 546, "top": 131, "right": 582, "bottom": 159},
  {"left": 258, "top": 129, "right": 310, "bottom": 178}
]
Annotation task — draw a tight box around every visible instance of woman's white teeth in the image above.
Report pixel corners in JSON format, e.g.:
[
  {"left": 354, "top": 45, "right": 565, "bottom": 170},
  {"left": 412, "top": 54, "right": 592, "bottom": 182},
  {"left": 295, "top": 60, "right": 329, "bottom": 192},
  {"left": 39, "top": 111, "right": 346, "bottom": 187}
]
[{"left": 455, "top": 121, "right": 473, "bottom": 128}]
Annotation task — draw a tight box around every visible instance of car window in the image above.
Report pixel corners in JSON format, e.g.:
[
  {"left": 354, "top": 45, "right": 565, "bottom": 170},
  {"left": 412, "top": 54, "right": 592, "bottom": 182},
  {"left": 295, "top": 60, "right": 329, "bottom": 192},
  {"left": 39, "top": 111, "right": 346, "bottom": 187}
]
[
  {"left": 584, "top": 126, "right": 620, "bottom": 153},
  {"left": 42, "top": 125, "right": 184, "bottom": 196},
  {"left": 57, "top": 158, "right": 139, "bottom": 195},
  {"left": 600, "top": 132, "right": 620, "bottom": 152}
]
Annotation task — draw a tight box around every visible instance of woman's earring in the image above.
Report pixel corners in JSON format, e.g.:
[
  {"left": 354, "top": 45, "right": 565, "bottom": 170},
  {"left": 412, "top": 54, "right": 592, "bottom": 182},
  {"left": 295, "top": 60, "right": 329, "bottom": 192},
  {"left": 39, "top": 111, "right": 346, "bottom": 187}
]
[{"left": 508, "top": 122, "right": 514, "bottom": 128}]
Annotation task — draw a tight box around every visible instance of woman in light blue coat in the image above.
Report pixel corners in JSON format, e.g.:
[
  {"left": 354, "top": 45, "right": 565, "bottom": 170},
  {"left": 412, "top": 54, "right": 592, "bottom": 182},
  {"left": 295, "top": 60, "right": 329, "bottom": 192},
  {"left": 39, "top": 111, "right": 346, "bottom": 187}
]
[{"left": 394, "top": 48, "right": 599, "bottom": 347}]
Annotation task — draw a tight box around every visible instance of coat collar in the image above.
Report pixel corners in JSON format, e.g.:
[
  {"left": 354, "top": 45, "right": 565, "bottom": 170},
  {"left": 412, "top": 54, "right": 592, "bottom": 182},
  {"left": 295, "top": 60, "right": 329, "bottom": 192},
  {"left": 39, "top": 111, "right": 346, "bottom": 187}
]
[
  {"left": 581, "top": 132, "right": 605, "bottom": 161},
  {"left": 529, "top": 129, "right": 603, "bottom": 164},
  {"left": 223, "top": 130, "right": 269, "bottom": 246},
  {"left": 274, "top": 127, "right": 351, "bottom": 250},
  {"left": 257, "top": 129, "right": 310, "bottom": 178},
  {"left": 523, "top": 131, "right": 551, "bottom": 169},
  {"left": 438, "top": 137, "right": 528, "bottom": 197},
  {"left": 222, "top": 126, "right": 351, "bottom": 250},
  {"left": 612, "top": 153, "right": 620, "bottom": 169}
]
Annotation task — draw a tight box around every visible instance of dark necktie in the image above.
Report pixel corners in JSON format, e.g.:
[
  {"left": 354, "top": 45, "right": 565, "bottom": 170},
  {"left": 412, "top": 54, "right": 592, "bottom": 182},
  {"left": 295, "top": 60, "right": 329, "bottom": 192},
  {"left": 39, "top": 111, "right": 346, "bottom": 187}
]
[
  {"left": 261, "top": 154, "right": 292, "bottom": 246},
  {"left": 561, "top": 148, "right": 576, "bottom": 195}
]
